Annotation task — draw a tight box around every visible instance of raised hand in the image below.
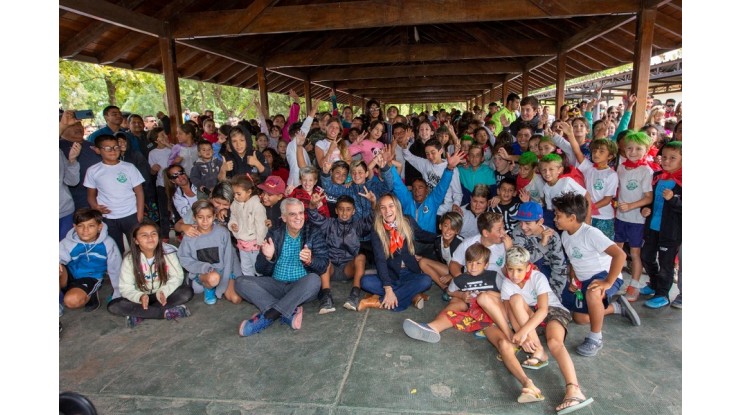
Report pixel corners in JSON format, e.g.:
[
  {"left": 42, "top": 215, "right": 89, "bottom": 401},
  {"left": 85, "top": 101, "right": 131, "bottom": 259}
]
[
  {"left": 626, "top": 93, "right": 637, "bottom": 109},
  {"left": 356, "top": 130, "right": 368, "bottom": 144},
  {"left": 68, "top": 142, "right": 81, "bottom": 163},
  {"left": 284, "top": 184, "right": 296, "bottom": 197},
  {"left": 309, "top": 190, "right": 324, "bottom": 209},
  {"left": 289, "top": 89, "right": 299, "bottom": 102},
  {"left": 446, "top": 149, "right": 466, "bottom": 169},
  {"left": 261, "top": 237, "right": 275, "bottom": 260},
  {"left": 299, "top": 244, "right": 312, "bottom": 265},
  {"left": 321, "top": 157, "right": 332, "bottom": 174},
  {"left": 518, "top": 188, "right": 531, "bottom": 203},
  {"left": 358, "top": 186, "right": 376, "bottom": 207},
  {"left": 500, "top": 113, "right": 511, "bottom": 128},
  {"left": 488, "top": 196, "right": 501, "bottom": 208},
  {"left": 560, "top": 121, "right": 574, "bottom": 138}
]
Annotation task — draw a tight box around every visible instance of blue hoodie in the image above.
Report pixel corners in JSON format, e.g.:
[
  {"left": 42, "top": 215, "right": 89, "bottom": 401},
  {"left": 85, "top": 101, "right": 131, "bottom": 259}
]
[{"left": 59, "top": 222, "right": 123, "bottom": 298}]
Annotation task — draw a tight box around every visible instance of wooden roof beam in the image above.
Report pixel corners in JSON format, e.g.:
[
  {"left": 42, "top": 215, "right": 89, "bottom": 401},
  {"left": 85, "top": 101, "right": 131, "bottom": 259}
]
[
  {"left": 60, "top": 0, "right": 146, "bottom": 58},
  {"left": 172, "top": 0, "right": 643, "bottom": 38},
  {"left": 201, "top": 60, "right": 235, "bottom": 82},
  {"left": 335, "top": 75, "right": 505, "bottom": 90},
  {"left": 215, "top": 64, "right": 248, "bottom": 84},
  {"left": 59, "top": 0, "right": 164, "bottom": 37},
  {"left": 310, "top": 62, "right": 522, "bottom": 82},
  {"left": 97, "top": 0, "right": 198, "bottom": 64},
  {"left": 655, "top": 13, "right": 682, "bottom": 38},
  {"left": 181, "top": 53, "right": 218, "bottom": 78},
  {"left": 351, "top": 85, "right": 493, "bottom": 96},
  {"left": 266, "top": 41, "right": 556, "bottom": 68}
]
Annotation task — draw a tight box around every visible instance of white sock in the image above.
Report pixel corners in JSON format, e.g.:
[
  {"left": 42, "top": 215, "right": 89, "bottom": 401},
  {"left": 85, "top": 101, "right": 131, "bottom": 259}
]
[
  {"left": 629, "top": 279, "right": 641, "bottom": 288},
  {"left": 612, "top": 302, "right": 622, "bottom": 314},
  {"left": 587, "top": 331, "right": 602, "bottom": 342}
]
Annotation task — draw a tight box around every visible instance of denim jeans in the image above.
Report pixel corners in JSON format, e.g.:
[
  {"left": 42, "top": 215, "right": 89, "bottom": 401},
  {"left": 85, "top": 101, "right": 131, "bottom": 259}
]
[
  {"left": 360, "top": 269, "right": 432, "bottom": 311},
  {"left": 234, "top": 273, "right": 321, "bottom": 318}
]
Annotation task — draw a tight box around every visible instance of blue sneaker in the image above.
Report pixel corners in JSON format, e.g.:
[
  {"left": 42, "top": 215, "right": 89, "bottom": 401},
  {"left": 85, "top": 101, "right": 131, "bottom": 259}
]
[
  {"left": 280, "top": 306, "right": 303, "bottom": 330},
  {"left": 204, "top": 288, "right": 217, "bottom": 305},
  {"left": 576, "top": 337, "right": 603, "bottom": 357},
  {"left": 645, "top": 296, "right": 670, "bottom": 309},
  {"left": 639, "top": 285, "right": 656, "bottom": 296},
  {"left": 238, "top": 313, "right": 274, "bottom": 336},
  {"left": 441, "top": 292, "right": 451, "bottom": 302}
]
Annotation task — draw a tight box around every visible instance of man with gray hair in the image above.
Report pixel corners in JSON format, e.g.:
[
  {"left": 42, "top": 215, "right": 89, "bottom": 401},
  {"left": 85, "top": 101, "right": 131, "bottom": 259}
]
[{"left": 235, "top": 197, "right": 328, "bottom": 336}]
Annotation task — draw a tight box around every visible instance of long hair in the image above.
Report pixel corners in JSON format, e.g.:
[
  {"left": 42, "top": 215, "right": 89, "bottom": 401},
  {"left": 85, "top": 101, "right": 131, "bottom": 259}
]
[
  {"left": 129, "top": 220, "right": 169, "bottom": 292},
  {"left": 373, "top": 193, "right": 415, "bottom": 258}
]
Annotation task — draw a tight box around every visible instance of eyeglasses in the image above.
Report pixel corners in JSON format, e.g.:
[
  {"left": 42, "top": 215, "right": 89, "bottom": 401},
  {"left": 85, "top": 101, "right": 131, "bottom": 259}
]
[
  {"left": 99, "top": 145, "right": 121, "bottom": 152},
  {"left": 665, "top": 104, "right": 675, "bottom": 108},
  {"left": 168, "top": 171, "right": 186, "bottom": 180},
  {"left": 369, "top": 107, "right": 380, "bottom": 112}
]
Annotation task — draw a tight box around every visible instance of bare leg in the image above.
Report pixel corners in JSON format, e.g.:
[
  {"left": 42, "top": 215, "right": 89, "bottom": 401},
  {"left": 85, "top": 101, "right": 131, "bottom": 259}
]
[
  {"left": 508, "top": 295, "right": 546, "bottom": 361},
  {"left": 417, "top": 257, "right": 451, "bottom": 290},
  {"left": 346, "top": 254, "right": 366, "bottom": 288},
  {"left": 224, "top": 279, "right": 243, "bottom": 304},
  {"left": 585, "top": 288, "right": 606, "bottom": 333},
  {"left": 63, "top": 288, "right": 89, "bottom": 309},
  {"left": 320, "top": 263, "right": 333, "bottom": 290},
  {"left": 477, "top": 291, "right": 512, "bottom": 339},
  {"left": 484, "top": 325, "right": 541, "bottom": 400}
]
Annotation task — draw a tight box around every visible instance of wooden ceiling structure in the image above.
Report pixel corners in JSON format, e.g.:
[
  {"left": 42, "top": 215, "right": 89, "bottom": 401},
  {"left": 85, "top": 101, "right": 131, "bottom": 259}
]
[{"left": 59, "top": 0, "right": 682, "bottom": 128}]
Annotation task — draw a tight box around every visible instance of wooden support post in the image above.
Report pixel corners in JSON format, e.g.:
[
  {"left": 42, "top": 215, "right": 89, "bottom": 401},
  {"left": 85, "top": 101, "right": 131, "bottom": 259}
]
[
  {"left": 629, "top": 5, "right": 657, "bottom": 129},
  {"left": 555, "top": 52, "right": 566, "bottom": 112},
  {"left": 303, "top": 80, "right": 312, "bottom": 115},
  {"left": 158, "top": 31, "right": 181, "bottom": 143},
  {"left": 521, "top": 71, "right": 530, "bottom": 97},
  {"left": 257, "top": 67, "right": 269, "bottom": 116},
  {"left": 501, "top": 81, "right": 509, "bottom": 104}
]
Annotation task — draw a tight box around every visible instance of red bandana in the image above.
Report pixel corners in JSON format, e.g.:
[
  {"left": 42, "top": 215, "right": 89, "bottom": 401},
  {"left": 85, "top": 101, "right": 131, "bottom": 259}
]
[
  {"left": 622, "top": 158, "right": 648, "bottom": 168},
  {"left": 383, "top": 222, "right": 404, "bottom": 254},
  {"left": 653, "top": 168, "right": 682, "bottom": 187},
  {"left": 516, "top": 175, "right": 532, "bottom": 191}
]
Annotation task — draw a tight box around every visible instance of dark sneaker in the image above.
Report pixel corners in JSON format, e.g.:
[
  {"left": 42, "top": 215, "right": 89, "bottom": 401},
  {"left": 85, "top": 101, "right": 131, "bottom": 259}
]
[
  {"left": 280, "top": 306, "right": 303, "bottom": 330},
  {"left": 238, "top": 313, "right": 274, "bottom": 336},
  {"left": 343, "top": 287, "right": 361, "bottom": 311},
  {"left": 617, "top": 295, "right": 641, "bottom": 326},
  {"left": 403, "top": 319, "right": 440, "bottom": 343},
  {"left": 126, "top": 316, "right": 143, "bottom": 328},
  {"left": 84, "top": 291, "right": 100, "bottom": 312},
  {"left": 319, "top": 293, "right": 336, "bottom": 315},
  {"left": 575, "top": 337, "right": 603, "bottom": 357},
  {"left": 164, "top": 305, "right": 191, "bottom": 321},
  {"left": 671, "top": 294, "right": 682, "bottom": 309}
]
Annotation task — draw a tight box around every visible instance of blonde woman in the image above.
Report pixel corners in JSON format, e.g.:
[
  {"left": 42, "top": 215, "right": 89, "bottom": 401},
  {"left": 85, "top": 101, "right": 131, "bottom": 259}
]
[{"left": 358, "top": 193, "right": 433, "bottom": 311}]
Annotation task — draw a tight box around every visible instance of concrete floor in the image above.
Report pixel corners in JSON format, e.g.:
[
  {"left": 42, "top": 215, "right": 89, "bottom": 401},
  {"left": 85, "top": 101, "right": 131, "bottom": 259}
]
[{"left": 59, "top": 275, "right": 681, "bottom": 415}]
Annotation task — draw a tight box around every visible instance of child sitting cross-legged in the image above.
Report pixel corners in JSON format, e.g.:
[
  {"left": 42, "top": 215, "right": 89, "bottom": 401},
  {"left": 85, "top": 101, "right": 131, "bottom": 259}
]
[
  {"left": 402, "top": 243, "right": 509, "bottom": 343},
  {"left": 489, "top": 245, "right": 595, "bottom": 414},
  {"left": 553, "top": 192, "right": 640, "bottom": 358}
]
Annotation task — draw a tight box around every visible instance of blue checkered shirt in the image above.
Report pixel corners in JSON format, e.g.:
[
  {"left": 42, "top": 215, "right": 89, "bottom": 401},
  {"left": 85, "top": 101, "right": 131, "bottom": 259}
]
[{"left": 273, "top": 232, "right": 305, "bottom": 282}]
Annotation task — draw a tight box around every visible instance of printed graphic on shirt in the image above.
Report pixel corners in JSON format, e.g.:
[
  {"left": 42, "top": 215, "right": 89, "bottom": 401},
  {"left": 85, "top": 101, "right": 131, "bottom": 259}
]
[
  {"left": 117, "top": 172, "right": 128, "bottom": 183},
  {"left": 426, "top": 171, "right": 441, "bottom": 190},
  {"left": 571, "top": 247, "right": 583, "bottom": 259},
  {"left": 593, "top": 178, "right": 604, "bottom": 191},
  {"left": 626, "top": 180, "right": 638, "bottom": 191}
]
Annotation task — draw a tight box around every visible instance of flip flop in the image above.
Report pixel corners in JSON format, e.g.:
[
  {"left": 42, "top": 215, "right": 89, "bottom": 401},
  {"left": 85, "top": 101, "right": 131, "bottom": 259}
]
[
  {"left": 517, "top": 387, "right": 545, "bottom": 403},
  {"left": 556, "top": 396, "right": 594, "bottom": 415},
  {"left": 522, "top": 356, "right": 549, "bottom": 370}
]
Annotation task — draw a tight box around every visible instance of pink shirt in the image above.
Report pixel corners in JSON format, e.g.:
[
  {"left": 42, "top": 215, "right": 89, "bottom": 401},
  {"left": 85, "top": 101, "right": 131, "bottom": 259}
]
[{"left": 349, "top": 140, "right": 384, "bottom": 165}]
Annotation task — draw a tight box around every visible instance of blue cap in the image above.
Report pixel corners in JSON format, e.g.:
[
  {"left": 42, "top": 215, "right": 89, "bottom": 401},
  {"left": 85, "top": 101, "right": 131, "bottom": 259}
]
[{"left": 513, "top": 202, "right": 543, "bottom": 222}]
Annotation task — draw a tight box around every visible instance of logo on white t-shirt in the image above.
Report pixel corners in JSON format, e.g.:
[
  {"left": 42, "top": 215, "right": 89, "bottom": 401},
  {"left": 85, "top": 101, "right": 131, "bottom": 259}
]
[
  {"left": 117, "top": 172, "right": 128, "bottom": 183},
  {"left": 571, "top": 247, "right": 583, "bottom": 259},
  {"left": 626, "top": 179, "right": 638, "bottom": 191}
]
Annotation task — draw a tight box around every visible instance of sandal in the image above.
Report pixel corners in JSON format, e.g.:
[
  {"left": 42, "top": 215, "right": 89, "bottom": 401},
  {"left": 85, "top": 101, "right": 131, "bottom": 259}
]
[
  {"left": 496, "top": 346, "right": 522, "bottom": 361},
  {"left": 556, "top": 383, "right": 594, "bottom": 415},
  {"left": 521, "top": 356, "right": 549, "bottom": 370},
  {"left": 517, "top": 387, "right": 544, "bottom": 403}
]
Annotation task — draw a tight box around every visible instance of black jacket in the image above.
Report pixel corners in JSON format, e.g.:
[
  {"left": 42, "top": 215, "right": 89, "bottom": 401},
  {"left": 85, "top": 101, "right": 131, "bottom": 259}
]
[
  {"left": 642, "top": 173, "right": 682, "bottom": 246},
  {"left": 255, "top": 221, "right": 329, "bottom": 278},
  {"left": 308, "top": 208, "right": 373, "bottom": 264},
  {"left": 434, "top": 235, "right": 464, "bottom": 265},
  {"left": 371, "top": 216, "right": 428, "bottom": 286}
]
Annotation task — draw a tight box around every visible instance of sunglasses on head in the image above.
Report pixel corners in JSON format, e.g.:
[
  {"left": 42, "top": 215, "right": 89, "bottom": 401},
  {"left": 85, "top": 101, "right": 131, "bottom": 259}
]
[{"left": 168, "top": 171, "right": 186, "bottom": 180}]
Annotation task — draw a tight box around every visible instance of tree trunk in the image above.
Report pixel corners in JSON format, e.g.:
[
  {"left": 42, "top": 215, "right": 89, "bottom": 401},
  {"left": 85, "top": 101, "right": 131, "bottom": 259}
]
[{"left": 105, "top": 75, "right": 117, "bottom": 106}]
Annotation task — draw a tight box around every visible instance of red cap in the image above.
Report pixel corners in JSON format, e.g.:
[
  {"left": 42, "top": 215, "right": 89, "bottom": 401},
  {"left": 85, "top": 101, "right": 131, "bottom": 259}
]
[{"left": 257, "top": 176, "right": 286, "bottom": 195}]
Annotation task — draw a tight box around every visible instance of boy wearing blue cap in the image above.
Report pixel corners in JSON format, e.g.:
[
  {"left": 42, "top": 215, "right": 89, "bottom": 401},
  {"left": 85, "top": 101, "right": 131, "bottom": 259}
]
[{"left": 511, "top": 202, "right": 568, "bottom": 301}]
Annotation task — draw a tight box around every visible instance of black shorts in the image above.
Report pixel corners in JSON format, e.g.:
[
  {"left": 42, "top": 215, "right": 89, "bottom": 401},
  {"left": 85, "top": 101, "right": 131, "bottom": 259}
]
[{"left": 66, "top": 277, "right": 103, "bottom": 297}]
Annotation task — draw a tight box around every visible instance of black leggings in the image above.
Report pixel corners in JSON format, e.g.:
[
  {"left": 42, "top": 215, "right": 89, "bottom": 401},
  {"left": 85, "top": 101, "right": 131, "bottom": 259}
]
[
  {"left": 640, "top": 229, "right": 679, "bottom": 298},
  {"left": 107, "top": 285, "right": 194, "bottom": 319}
]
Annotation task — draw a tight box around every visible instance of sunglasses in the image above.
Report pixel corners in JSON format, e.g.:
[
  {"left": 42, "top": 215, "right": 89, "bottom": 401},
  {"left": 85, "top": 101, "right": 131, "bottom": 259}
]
[
  {"left": 99, "top": 145, "right": 121, "bottom": 152},
  {"left": 168, "top": 171, "right": 186, "bottom": 180}
]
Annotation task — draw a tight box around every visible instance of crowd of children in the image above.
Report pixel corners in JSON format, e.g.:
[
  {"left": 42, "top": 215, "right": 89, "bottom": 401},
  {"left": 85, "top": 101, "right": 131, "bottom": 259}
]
[{"left": 60, "top": 92, "right": 681, "bottom": 414}]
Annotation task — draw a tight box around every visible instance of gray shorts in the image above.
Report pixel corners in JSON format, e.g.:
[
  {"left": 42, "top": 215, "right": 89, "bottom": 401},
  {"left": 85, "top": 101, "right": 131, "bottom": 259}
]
[
  {"left": 331, "top": 261, "right": 352, "bottom": 281},
  {"left": 544, "top": 306, "right": 573, "bottom": 334}
]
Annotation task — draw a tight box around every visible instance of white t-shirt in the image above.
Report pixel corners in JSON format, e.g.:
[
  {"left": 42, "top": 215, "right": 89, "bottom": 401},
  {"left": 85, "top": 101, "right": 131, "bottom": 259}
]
[
  {"left": 542, "top": 176, "right": 586, "bottom": 210},
  {"left": 577, "top": 159, "right": 618, "bottom": 219},
  {"left": 500, "top": 270, "right": 567, "bottom": 312},
  {"left": 616, "top": 164, "right": 653, "bottom": 224},
  {"left": 451, "top": 234, "right": 506, "bottom": 287},
  {"left": 561, "top": 223, "right": 622, "bottom": 282},
  {"left": 315, "top": 139, "right": 342, "bottom": 164},
  {"left": 523, "top": 174, "right": 546, "bottom": 206},
  {"left": 286, "top": 140, "right": 310, "bottom": 187},
  {"left": 148, "top": 147, "right": 172, "bottom": 187},
  {"left": 84, "top": 161, "right": 145, "bottom": 219}
]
